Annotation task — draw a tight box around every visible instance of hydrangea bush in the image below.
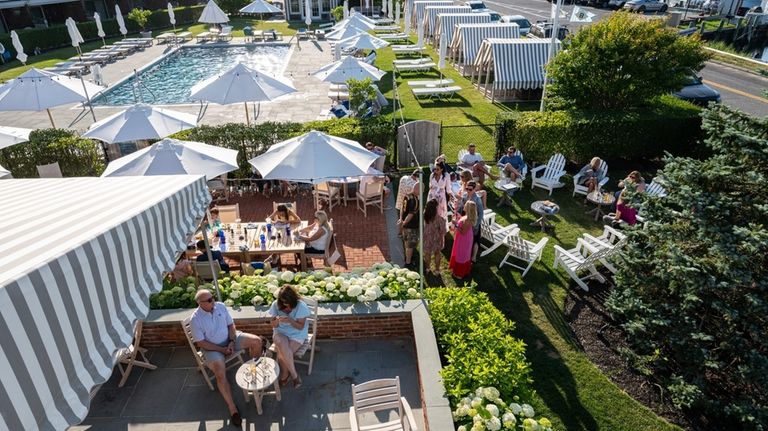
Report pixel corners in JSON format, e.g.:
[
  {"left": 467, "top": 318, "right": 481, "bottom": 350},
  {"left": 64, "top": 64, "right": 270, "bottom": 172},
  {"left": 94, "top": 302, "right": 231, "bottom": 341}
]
[
  {"left": 454, "top": 387, "right": 553, "bottom": 431},
  {"left": 150, "top": 263, "right": 421, "bottom": 309}
]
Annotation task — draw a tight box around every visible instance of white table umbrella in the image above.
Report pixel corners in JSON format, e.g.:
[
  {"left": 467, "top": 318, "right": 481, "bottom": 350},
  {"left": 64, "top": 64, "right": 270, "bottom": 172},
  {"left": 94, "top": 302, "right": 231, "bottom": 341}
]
[
  {"left": 101, "top": 138, "right": 239, "bottom": 179},
  {"left": 199, "top": 0, "right": 229, "bottom": 24},
  {"left": 0, "top": 125, "right": 33, "bottom": 150},
  {"left": 343, "top": 0, "right": 349, "bottom": 18},
  {"left": 249, "top": 130, "right": 379, "bottom": 184},
  {"left": 239, "top": 0, "right": 282, "bottom": 13},
  {"left": 335, "top": 12, "right": 375, "bottom": 29},
  {"left": 337, "top": 32, "right": 389, "bottom": 50},
  {"left": 115, "top": 5, "right": 127, "bottom": 37},
  {"left": 10, "top": 31, "right": 26, "bottom": 65},
  {"left": 326, "top": 23, "right": 370, "bottom": 40},
  {"left": 82, "top": 104, "right": 197, "bottom": 144},
  {"left": 168, "top": 3, "right": 176, "bottom": 29},
  {"left": 0, "top": 68, "right": 104, "bottom": 127},
  {"left": 189, "top": 63, "right": 296, "bottom": 125},
  {"left": 66, "top": 18, "right": 85, "bottom": 55},
  {"left": 0, "top": 164, "right": 10, "bottom": 179},
  {"left": 94, "top": 12, "right": 106, "bottom": 46},
  {"left": 312, "top": 55, "right": 386, "bottom": 83},
  {"left": 395, "top": 1, "right": 400, "bottom": 25}
]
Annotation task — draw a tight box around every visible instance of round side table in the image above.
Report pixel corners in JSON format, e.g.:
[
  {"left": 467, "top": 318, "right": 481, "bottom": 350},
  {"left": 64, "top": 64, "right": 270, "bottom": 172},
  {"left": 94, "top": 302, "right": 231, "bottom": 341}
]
[
  {"left": 235, "top": 357, "right": 281, "bottom": 415},
  {"left": 530, "top": 200, "right": 559, "bottom": 231}
]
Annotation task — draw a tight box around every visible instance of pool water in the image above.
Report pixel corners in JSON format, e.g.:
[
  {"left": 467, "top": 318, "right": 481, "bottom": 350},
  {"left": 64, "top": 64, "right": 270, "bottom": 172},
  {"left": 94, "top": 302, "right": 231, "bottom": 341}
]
[{"left": 93, "top": 45, "right": 291, "bottom": 106}]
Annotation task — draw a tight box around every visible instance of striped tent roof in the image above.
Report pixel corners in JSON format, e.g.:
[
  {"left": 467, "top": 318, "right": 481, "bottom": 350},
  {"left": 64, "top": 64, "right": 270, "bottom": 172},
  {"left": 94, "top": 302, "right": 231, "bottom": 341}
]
[
  {"left": 411, "top": 0, "right": 453, "bottom": 30},
  {"left": 422, "top": 5, "right": 469, "bottom": 35},
  {"left": 0, "top": 176, "right": 210, "bottom": 430},
  {"left": 450, "top": 23, "right": 520, "bottom": 65},
  {"left": 434, "top": 13, "right": 491, "bottom": 45},
  {"left": 474, "top": 38, "right": 559, "bottom": 90}
]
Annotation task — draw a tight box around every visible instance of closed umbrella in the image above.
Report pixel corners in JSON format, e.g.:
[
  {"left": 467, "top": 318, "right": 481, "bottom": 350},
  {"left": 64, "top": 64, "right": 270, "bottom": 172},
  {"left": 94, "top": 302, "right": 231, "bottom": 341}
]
[
  {"left": 65, "top": 18, "right": 84, "bottom": 56},
  {"left": 0, "top": 125, "right": 34, "bottom": 150},
  {"left": 337, "top": 32, "right": 389, "bottom": 50},
  {"left": 249, "top": 130, "right": 379, "bottom": 183},
  {"left": 94, "top": 12, "right": 106, "bottom": 47},
  {"left": 395, "top": 1, "right": 400, "bottom": 25},
  {"left": 115, "top": 5, "right": 127, "bottom": 38},
  {"left": 168, "top": 3, "right": 176, "bottom": 30},
  {"left": 305, "top": 0, "right": 312, "bottom": 29},
  {"left": 381, "top": 0, "right": 387, "bottom": 17},
  {"left": 10, "top": 31, "right": 26, "bottom": 65},
  {"left": 343, "top": 0, "right": 349, "bottom": 19},
  {"left": 189, "top": 63, "right": 297, "bottom": 125},
  {"left": 0, "top": 68, "right": 104, "bottom": 127},
  {"left": 387, "top": 0, "right": 393, "bottom": 18},
  {"left": 366, "top": 0, "right": 371, "bottom": 12},
  {"left": 437, "top": 29, "right": 446, "bottom": 69},
  {"left": 82, "top": 104, "right": 197, "bottom": 143},
  {"left": 334, "top": 42, "right": 342, "bottom": 60},
  {"left": 102, "top": 138, "right": 239, "bottom": 179},
  {"left": 416, "top": 17, "right": 424, "bottom": 47},
  {"left": 312, "top": 55, "right": 385, "bottom": 83},
  {"left": 404, "top": 0, "right": 411, "bottom": 31},
  {"left": 326, "top": 22, "right": 369, "bottom": 40},
  {"left": 198, "top": 0, "right": 229, "bottom": 24}
]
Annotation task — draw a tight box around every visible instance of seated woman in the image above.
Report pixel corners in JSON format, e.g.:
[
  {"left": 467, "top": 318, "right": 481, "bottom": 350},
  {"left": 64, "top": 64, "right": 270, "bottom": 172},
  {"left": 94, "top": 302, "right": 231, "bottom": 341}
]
[
  {"left": 269, "top": 285, "right": 310, "bottom": 388},
  {"left": 576, "top": 157, "right": 604, "bottom": 194},
  {"left": 268, "top": 204, "right": 302, "bottom": 225},
  {"left": 170, "top": 244, "right": 197, "bottom": 281},
  {"left": 298, "top": 210, "right": 331, "bottom": 254},
  {"left": 454, "top": 170, "right": 487, "bottom": 209},
  {"left": 602, "top": 190, "right": 638, "bottom": 227}
]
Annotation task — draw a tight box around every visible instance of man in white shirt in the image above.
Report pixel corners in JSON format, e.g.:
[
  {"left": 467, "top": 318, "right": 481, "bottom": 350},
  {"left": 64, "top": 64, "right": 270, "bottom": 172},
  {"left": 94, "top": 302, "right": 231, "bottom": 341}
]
[
  {"left": 457, "top": 143, "right": 497, "bottom": 185},
  {"left": 189, "top": 289, "right": 265, "bottom": 427}
]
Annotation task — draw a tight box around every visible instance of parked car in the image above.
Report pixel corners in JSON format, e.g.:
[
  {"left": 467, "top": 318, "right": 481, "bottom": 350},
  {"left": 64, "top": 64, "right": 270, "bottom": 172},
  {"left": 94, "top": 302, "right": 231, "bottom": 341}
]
[
  {"left": 623, "top": 0, "right": 669, "bottom": 12},
  {"left": 673, "top": 73, "right": 721, "bottom": 105},
  {"left": 488, "top": 11, "right": 502, "bottom": 21},
  {"left": 530, "top": 21, "right": 570, "bottom": 39},
  {"left": 500, "top": 15, "right": 533, "bottom": 36},
  {"left": 608, "top": 0, "right": 629, "bottom": 9},
  {"left": 464, "top": 0, "right": 491, "bottom": 12}
]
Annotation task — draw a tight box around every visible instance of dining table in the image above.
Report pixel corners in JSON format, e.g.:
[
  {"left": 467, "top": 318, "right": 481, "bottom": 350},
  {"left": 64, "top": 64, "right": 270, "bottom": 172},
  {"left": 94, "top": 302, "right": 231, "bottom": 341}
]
[{"left": 212, "top": 221, "right": 309, "bottom": 271}]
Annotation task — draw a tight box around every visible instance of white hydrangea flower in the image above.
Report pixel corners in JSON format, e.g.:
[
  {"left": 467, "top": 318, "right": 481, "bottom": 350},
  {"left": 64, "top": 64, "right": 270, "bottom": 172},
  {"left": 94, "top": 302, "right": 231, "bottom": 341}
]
[
  {"left": 470, "top": 424, "right": 485, "bottom": 431},
  {"left": 485, "top": 387, "right": 500, "bottom": 400},
  {"left": 522, "top": 418, "right": 539, "bottom": 431},
  {"left": 461, "top": 397, "right": 472, "bottom": 406},
  {"left": 230, "top": 282, "right": 241, "bottom": 290},
  {"left": 266, "top": 274, "right": 278, "bottom": 282},
  {"left": 486, "top": 416, "right": 501, "bottom": 431},
  {"left": 280, "top": 271, "right": 294, "bottom": 282},
  {"left": 406, "top": 271, "right": 420, "bottom": 280},
  {"left": 473, "top": 414, "right": 483, "bottom": 423},
  {"left": 357, "top": 294, "right": 366, "bottom": 302},
  {"left": 407, "top": 288, "right": 418, "bottom": 297},
  {"left": 325, "top": 282, "right": 335, "bottom": 290},
  {"left": 471, "top": 397, "right": 482, "bottom": 408},
  {"left": 521, "top": 404, "right": 535, "bottom": 418},
  {"left": 374, "top": 276, "right": 386, "bottom": 284},
  {"left": 251, "top": 295, "right": 264, "bottom": 306},
  {"left": 509, "top": 403, "right": 522, "bottom": 415},
  {"left": 502, "top": 412, "right": 517, "bottom": 427},
  {"left": 486, "top": 404, "right": 499, "bottom": 417},
  {"left": 396, "top": 276, "right": 406, "bottom": 283},
  {"left": 457, "top": 426, "right": 467, "bottom": 431},
  {"left": 229, "top": 290, "right": 240, "bottom": 299},
  {"left": 347, "top": 286, "right": 363, "bottom": 297},
  {"left": 298, "top": 286, "right": 308, "bottom": 294},
  {"left": 224, "top": 299, "right": 234, "bottom": 307}
]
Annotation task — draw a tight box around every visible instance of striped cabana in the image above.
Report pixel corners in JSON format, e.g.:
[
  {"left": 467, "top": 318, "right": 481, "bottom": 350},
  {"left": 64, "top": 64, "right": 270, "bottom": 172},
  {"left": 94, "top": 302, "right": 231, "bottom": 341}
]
[
  {"left": 433, "top": 12, "right": 491, "bottom": 46},
  {"left": 449, "top": 23, "right": 521, "bottom": 74},
  {"left": 471, "top": 38, "right": 560, "bottom": 102},
  {"left": 422, "top": 6, "right": 470, "bottom": 37},
  {"left": 0, "top": 176, "right": 210, "bottom": 430},
  {"left": 410, "top": 0, "right": 453, "bottom": 31}
]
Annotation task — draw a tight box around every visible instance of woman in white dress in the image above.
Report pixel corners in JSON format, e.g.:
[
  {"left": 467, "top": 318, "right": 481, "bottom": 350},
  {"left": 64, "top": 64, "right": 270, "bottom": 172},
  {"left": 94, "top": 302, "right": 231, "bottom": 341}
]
[{"left": 429, "top": 163, "right": 450, "bottom": 219}]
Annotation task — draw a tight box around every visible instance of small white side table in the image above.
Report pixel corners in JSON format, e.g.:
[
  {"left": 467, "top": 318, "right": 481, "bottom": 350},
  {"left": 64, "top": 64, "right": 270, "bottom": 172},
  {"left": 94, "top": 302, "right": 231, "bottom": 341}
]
[{"left": 235, "top": 357, "right": 281, "bottom": 414}]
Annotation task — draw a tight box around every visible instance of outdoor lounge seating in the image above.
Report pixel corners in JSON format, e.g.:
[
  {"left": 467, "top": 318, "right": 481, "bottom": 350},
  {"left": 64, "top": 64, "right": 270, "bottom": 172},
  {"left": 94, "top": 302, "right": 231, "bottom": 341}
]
[
  {"left": 297, "top": 28, "right": 310, "bottom": 39},
  {"left": 373, "top": 25, "right": 401, "bottom": 32},
  {"left": 553, "top": 238, "right": 608, "bottom": 292},
  {"left": 646, "top": 178, "right": 667, "bottom": 197},
  {"left": 480, "top": 216, "right": 518, "bottom": 257},
  {"left": 582, "top": 225, "right": 627, "bottom": 274},
  {"left": 498, "top": 150, "right": 528, "bottom": 185},
  {"left": 267, "top": 298, "right": 319, "bottom": 374},
  {"left": 156, "top": 32, "right": 176, "bottom": 43},
  {"left": 411, "top": 85, "right": 462, "bottom": 100},
  {"left": 391, "top": 45, "right": 427, "bottom": 55},
  {"left": 498, "top": 228, "right": 548, "bottom": 277},
  {"left": 196, "top": 31, "right": 213, "bottom": 42},
  {"left": 181, "top": 315, "right": 244, "bottom": 391},
  {"left": 378, "top": 32, "right": 410, "bottom": 41},
  {"left": 573, "top": 159, "right": 609, "bottom": 197},
  {"left": 349, "top": 376, "right": 418, "bottom": 431},
  {"left": 216, "top": 25, "right": 233, "bottom": 42},
  {"left": 305, "top": 221, "right": 340, "bottom": 267},
  {"left": 357, "top": 179, "right": 384, "bottom": 217},
  {"left": 315, "top": 181, "right": 342, "bottom": 212},
  {"left": 115, "top": 320, "right": 156, "bottom": 388},
  {"left": 192, "top": 260, "right": 222, "bottom": 284},
  {"left": 530, "top": 153, "right": 567, "bottom": 195},
  {"left": 217, "top": 203, "right": 240, "bottom": 223},
  {"left": 392, "top": 58, "right": 433, "bottom": 66},
  {"left": 394, "top": 62, "right": 436, "bottom": 73},
  {"left": 407, "top": 78, "right": 454, "bottom": 87}
]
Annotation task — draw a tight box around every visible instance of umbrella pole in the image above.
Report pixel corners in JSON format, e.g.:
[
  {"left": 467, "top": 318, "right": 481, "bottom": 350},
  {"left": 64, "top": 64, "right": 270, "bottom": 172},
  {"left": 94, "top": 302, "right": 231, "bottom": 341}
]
[
  {"left": 244, "top": 102, "right": 251, "bottom": 125},
  {"left": 201, "top": 231, "right": 223, "bottom": 301},
  {"left": 80, "top": 74, "right": 97, "bottom": 122},
  {"left": 46, "top": 109, "right": 56, "bottom": 128},
  {"left": 101, "top": 37, "right": 105, "bottom": 47}
]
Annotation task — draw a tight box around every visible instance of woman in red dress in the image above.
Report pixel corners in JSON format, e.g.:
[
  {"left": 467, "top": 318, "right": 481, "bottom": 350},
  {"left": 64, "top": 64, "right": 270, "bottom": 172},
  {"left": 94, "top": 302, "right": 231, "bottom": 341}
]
[{"left": 449, "top": 200, "right": 477, "bottom": 278}]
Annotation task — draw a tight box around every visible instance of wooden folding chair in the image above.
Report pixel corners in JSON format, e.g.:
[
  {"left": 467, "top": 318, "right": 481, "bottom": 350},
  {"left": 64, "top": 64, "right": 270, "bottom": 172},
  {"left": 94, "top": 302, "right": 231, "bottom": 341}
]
[
  {"left": 268, "top": 298, "right": 319, "bottom": 375},
  {"left": 192, "top": 260, "right": 222, "bottom": 285},
  {"left": 181, "top": 316, "right": 244, "bottom": 391},
  {"left": 217, "top": 204, "right": 240, "bottom": 223},
  {"left": 116, "top": 320, "right": 157, "bottom": 388},
  {"left": 349, "top": 376, "right": 418, "bottom": 431}
]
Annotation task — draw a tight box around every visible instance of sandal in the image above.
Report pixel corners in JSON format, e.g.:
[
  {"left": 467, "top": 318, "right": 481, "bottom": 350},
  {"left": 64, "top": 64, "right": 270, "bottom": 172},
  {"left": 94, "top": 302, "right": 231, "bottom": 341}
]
[{"left": 293, "top": 376, "right": 303, "bottom": 389}]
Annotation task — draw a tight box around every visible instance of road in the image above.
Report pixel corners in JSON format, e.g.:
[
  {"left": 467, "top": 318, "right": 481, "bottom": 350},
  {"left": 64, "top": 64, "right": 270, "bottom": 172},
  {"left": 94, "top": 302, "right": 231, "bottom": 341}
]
[{"left": 482, "top": 0, "right": 768, "bottom": 116}]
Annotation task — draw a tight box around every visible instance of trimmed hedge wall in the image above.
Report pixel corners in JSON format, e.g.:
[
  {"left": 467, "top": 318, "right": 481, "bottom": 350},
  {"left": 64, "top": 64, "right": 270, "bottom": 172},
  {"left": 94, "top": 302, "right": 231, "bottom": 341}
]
[
  {"left": 0, "top": 5, "right": 204, "bottom": 58},
  {"left": 495, "top": 96, "right": 705, "bottom": 165},
  {"left": 0, "top": 129, "right": 104, "bottom": 178}
]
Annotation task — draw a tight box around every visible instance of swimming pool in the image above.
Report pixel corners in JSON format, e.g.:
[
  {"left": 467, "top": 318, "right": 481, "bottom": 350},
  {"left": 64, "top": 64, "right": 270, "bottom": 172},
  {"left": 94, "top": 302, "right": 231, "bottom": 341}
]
[{"left": 93, "top": 44, "right": 292, "bottom": 106}]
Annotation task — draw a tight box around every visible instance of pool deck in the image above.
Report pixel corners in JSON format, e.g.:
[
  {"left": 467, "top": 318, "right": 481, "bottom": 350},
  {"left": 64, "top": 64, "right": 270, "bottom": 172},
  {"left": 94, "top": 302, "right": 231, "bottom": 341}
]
[{"left": 0, "top": 37, "right": 335, "bottom": 130}]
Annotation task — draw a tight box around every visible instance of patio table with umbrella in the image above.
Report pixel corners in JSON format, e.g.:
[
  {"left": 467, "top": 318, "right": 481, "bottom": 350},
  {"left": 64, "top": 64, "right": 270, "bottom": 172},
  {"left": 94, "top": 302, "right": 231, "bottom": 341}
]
[
  {"left": 337, "top": 32, "right": 389, "bottom": 51},
  {"left": 239, "top": 0, "right": 282, "bottom": 21},
  {"left": 199, "top": 0, "right": 229, "bottom": 25},
  {"left": 326, "top": 23, "right": 370, "bottom": 41},
  {"left": 0, "top": 125, "right": 33, "bottom": 150},
  {"left": 82, "top": 103, "right": 197, "bottom": 144},
  {"left": 189, "top": 63, "right": 296, "bottom": 125}
]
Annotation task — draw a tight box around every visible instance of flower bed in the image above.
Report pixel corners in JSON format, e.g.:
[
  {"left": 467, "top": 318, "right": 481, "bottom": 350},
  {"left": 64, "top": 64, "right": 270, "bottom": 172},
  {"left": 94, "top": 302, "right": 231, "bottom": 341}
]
[
  {"left": 454, "top": 387, "right": 553, "bottom": 431},
  {"left": 150, "top": 263, "right": 421, "bottom": 309}
]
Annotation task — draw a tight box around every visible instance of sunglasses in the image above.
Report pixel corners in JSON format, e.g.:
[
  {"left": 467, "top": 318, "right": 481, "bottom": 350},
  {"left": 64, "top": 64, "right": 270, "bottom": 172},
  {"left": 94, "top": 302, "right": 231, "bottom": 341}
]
[
  {"left": 465, "top": 188, "right": 474, "bottom": 191},
  {"left": 199, "top": 297, "right": 214, "bottom": 304}
]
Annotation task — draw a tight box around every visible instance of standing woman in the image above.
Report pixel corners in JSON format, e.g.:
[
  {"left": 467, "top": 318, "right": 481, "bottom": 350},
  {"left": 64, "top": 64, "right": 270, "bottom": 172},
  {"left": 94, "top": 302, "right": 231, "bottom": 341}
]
[
  {"left": 269, "top": 285, "right": 311, "bottom": 389},
  {"left": 449, "top": 200, "right": 477, "bottom": 278},
  {"left": 429, "top": 163, "right": 449, "bottom": 219},
  {"left": 422, "top": 198, "right": 447, "bottom": 275}
]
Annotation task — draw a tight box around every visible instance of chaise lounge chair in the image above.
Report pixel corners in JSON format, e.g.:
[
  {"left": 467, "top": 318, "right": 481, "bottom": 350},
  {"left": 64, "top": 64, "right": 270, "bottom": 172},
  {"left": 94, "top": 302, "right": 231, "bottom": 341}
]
[
  {"left": 378, "top": 32, "right": 410, "bottom": 41},
  {"left": 392, "top": 57, "right": 432, "bottom": 66},
  {"left": 411, "top": 85, "right": 461, "bottom": 100},
  {"left": 391, "top": 44, "right": 426, "bottom": 55},
  {"left": 407, "top": 78, "right": 454, "bottom": 87},
  {"left": 373, "top": 25, "right": 400, "bottom": 32},
  {"left": 394, "top": 61, "right": 436, "bottom": 73}
]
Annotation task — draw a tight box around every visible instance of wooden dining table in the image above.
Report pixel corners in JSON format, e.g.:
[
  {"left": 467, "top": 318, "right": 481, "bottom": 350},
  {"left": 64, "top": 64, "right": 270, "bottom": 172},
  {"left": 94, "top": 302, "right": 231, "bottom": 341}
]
[{"left": 213, "top": 221, "right": 309, "bottom": 271}]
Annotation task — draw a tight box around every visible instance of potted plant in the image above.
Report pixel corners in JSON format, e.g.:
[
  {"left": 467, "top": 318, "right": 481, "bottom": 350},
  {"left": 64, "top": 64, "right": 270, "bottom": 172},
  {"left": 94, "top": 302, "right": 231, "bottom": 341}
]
[{"left": 128, "top": 8, "right": 153, "bottom": 38}]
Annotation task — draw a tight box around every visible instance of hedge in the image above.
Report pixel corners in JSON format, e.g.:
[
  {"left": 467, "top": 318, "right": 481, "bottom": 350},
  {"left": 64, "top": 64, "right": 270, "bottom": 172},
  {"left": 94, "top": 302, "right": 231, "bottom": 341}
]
[
  {"left": 0, "top": 129, "right": 104, "bottom": 177},
  {"left": 495, "top": 95, "right": 706, "bottom": 165},
  {"left": 0, "top": 5, "right": 204, "bottom": 58}
]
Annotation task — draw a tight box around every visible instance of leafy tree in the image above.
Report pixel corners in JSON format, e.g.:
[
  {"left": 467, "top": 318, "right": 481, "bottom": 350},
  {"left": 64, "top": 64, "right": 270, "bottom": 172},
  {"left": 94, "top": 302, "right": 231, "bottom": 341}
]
[
  {"left": 127, "top": 8, "right": 152, "bottom": 30},
  {"left": 217, "top": 0, "right": 248, "bottom": 14},
  {"left": 606, "top": 105, "right": 768, "bottom": 429},
  {"left": 546, "top": 12, "right": 709, "bottom": 110},
  {"left": 331, "top": 5, "right": 344, "bottom": 22},
  {"left": 346, "top": 77, "right": 377, "bottom": 117}
]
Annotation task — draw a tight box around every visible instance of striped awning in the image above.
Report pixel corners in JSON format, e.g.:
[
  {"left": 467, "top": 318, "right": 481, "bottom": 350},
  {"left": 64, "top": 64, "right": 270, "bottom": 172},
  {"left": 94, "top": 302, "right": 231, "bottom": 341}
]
[
  {"left": 474, "top": 38, "right": 559, "bottom": 90},
  {"left": 411, "top": 0, "right": 452, "bottom": 30},
  {"left": 434, "top": 13, "right": 491, "bottom": 46},
  {"left": 0, "top": 176, "right": 210, "bottom": 431},
  {"left": 451, "top": 23, "right": 520, "bottom": 65},
  {"left": 422, "top": 6, "right": 470, "bottom": 36}
]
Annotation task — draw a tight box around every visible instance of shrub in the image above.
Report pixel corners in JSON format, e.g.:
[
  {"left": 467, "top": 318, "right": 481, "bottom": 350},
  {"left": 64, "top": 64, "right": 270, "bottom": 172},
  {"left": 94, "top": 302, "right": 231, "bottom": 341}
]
[
  {"left": 331, "top": 6, "right": 344, "bottom": 21},
  {"left": 495, "top": 96, "right": 705, "bottom": 164},
  {"left": 127, "top": 8, "right": 153, "bottom": 30},
  {"left": 0, "top": 129, "right": 104, "bottom": 177},
  {"left": 427, "top": 286, "right": 532, "bottom": 404}
]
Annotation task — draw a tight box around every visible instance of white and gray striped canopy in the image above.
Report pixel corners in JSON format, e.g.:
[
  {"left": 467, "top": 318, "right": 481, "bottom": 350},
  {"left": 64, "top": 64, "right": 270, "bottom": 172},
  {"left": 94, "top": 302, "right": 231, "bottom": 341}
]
[
  {"left": 0, "top": 176, "right": 210, "bottom": 430},
  {"left": 433, "top": 12, "right": 490, "bottom": 46},
  {"left": 450, "top": 23, "right": 520, "bottom": 65},
  {"left": 422, "top": 5, "right": 469, "bottom": 36},
  {"left": 410, "top": 0, "right": 452, "bottom": 30},
  {"left": 474, "top": 38, "right": 559, "bottom": 90}
]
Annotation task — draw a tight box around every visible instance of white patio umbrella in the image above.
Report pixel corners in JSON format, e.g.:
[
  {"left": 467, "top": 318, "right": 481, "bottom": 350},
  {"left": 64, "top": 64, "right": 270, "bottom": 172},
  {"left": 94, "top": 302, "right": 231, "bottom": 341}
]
[
  {"left": 0, "top": 125, "right": 33, "bottom": 150},
  {"left": 94, "top": 12, "right": 106, "bottom": 46},
  {"left": 239, "top": 0, "right": 282, "bottom": 14},
  {"left": 101, "top": 138, "right": 239, "bottom": 179},
  {"left": 387, "top": 0, "right": 393, "bottom": 18},
  {"left": 343, "top": 0, "right": 349, "bottom": 18},
  {"left": 381, "top": 0, "right": 387, "bottom": 17},
  {"left": 416, "top": 17, "right": 424, "bottom": 47},
  {"left": 337, "top": 32, "right": 389, "bottom": 50},
  {"left": 312, "top": 55, "right": 385, "bottom": 83},
  {"left": 333, "top": 13, "right": 375, "bottom": 30},
  {"left": 249, "top": 130, "right": 379, "bottom": 183},
  {"left": 365, "top": 0, "right": 371, "bottom": 11},
  {"left": 199, "top": 0, "right": 229, "bottom": 24},
  {"left": 115, "top": 5, "right": 128, "bottom": 37},
  {"left": 10, "top": 31, "right": 26, "bottom": 65},
  {"left": 65, "top": 18, "right": 85, "bottom": 56},
  {"left": 168, "top": 3, "right": 176, "bottom": 29},
  {"left": 404, "top": 0, "right": 411, "bottom": 31},
  {"left": 0, "top": 68, "right": 104, "bottom": 127},
  {"left": 305, "top": 0, "right": 312, "bottom": 28},
  {"left": 82, "top": 104, "right": 197, "bottom": 143},
  {"left": 326, "top": 22, "right": 370, "bottom": 40},
  {"left": 189, "top": 63, "right": 296, "bottom": 125},
  {"left": 0, "top": 164, "right": 10, "bottom": 179},
  {"left": 395, "top": 1, "right": 400, "bottom": 25}
]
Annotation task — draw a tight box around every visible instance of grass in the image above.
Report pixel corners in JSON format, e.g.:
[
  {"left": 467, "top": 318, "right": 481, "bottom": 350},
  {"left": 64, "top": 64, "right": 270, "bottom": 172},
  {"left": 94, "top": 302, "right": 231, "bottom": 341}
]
[{"left": 704, "top": 40, "right": 768, "bottom": 75}]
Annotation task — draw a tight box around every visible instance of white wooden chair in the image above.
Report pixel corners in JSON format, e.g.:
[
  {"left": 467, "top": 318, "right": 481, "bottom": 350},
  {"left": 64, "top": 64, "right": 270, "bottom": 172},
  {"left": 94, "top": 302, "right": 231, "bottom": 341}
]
[
  {"left": 349, "top": 376, "right": 418, "bottom": 431},
  {"left": 305, "top": 222, "right": 340, "bottom": 267},
  {"left": 553, "top": 238, "right": 608, "bottom": 292},
  {"left": 645, "top": 178, "right": 667, "bottom": 197},
  {"left": 573, "top": 160, "right": 609, "bottom": 197},
  {"left": 115, "top": 320, "right": 157, "bottom": 387},
  {"left": 395, "top": 176, "right": 417, "bottom": 211},
  {"left": 181, "top": 316, "right": 244, "bottom": 391},
  {"left": 192, "top": 260, "right": 222, "bottom": 285},
  {"left": 457, "top": 149, "right": 491, "bottom": 179},
  {"left": 498, "top": 228, "right": 549, "bottom": 277},
  {"left": 217, "top": 204, "right": 240, "bottom": 223},
  {"left": 357, "top": 179, "right": 384, "bottom": 217},
  {"left": 497, "top": 150, "right": 528, "bottom": 185},
  {"left": 268, "top": 298, "right": 319, "bottom": 375},
  {"left": 314, "top": 182, "right": 342, "bottom": 212},
  {"left": 582, "top": 225, "right": 627, "bottom": 274},
  {"left": 530, "top": 153, "right": 566, "bottom": 195},
  {"left": 479, "top": 216, "right": 518, "bottom": 257},
  {"left": 37, "top": 162, "right": 63, "bottom": 178}
]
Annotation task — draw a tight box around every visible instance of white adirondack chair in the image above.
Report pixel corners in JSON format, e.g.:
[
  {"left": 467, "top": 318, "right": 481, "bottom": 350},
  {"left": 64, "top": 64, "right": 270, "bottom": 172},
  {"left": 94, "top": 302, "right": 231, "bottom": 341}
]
[
  {"left": 497, "top": 150, "right": 528, "bottom": 185},
  {"left": 573, "top": 159, "right": 609, "bottom": 197},
  {"left": 457, "top": 149, "right": 491, "bottom": 179},
  {"left": 645, "top": 178, "right": 667, "bottom": 197},
  {"left": 530, "top": 153, "right": 567, "bottom": 195},
  {"left": 498, "top": 228, "right": 549, "bottom": 277},
  {"left": 479, "top": 216, "right": 519, "bottom": 257},
  {"left": 553, "top": 238, "right": 608, "bottom": 292},
  {"left": 582, "top": 225, "right": 627, "bottom": 274},
  {"left": 349, "top": 376, "right": 418, "bottom": 431}
]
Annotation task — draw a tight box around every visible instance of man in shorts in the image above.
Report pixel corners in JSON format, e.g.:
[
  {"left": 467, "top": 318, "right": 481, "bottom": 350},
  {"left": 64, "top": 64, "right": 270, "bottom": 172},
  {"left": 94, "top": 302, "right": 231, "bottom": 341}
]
[
  {"left": 189, "top": 289, "right": 265, "bottom": 427},
  {"left": 398, "top": 181, "right": 420, "bottom": 266}
]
